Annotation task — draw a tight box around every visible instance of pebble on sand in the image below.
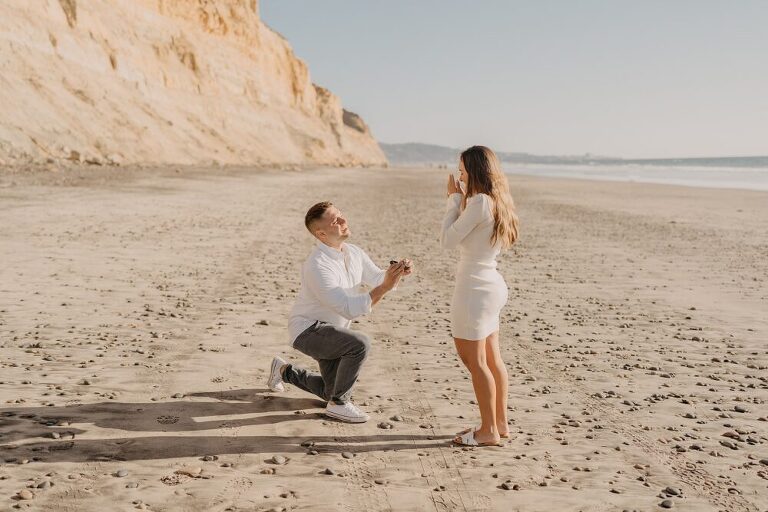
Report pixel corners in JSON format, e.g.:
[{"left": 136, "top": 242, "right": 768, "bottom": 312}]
[
  {"left": 174, "top": 466, "right": 202, "bottom": 477},
  {"left": 659, "top": 499, "right": 673, "bottom": 508},
  {"left": 16, "top": 489, "right": 34, "bottom": 500}
]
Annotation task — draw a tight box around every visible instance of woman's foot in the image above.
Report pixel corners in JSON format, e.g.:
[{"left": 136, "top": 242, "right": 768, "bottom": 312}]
[
  {"left": 452, "top": 429, "right": 502, "bottom": 447},
  {"left": 456, "top": 424, "right": 510, "bottom": 438}
]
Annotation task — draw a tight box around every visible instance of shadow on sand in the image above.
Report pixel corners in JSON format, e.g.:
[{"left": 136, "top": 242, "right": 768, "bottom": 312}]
[{"left": 0, "top": 388, "right": 450, "bottom": 463}]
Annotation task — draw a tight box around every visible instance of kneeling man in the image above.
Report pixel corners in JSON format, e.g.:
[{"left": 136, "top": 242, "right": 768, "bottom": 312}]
[{"left": 267, "top": 201, "right": 412, "bottom": 423}]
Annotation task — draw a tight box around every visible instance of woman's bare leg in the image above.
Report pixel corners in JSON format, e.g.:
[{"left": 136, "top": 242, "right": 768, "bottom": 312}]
[
  {"left": 454, "top": 337, "right": 500, "bottom": 445},
  {"left": 484, "top": 331, "right": 509, "bottom": 436}
]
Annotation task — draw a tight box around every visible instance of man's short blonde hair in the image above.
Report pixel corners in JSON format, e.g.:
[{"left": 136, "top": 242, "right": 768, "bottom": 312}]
[{"left": 305, "top": 201, "right": 333, "bottom": 233}]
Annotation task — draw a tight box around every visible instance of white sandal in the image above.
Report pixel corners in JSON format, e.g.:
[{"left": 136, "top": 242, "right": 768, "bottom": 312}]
[
  {"left": 456, "top": 425, "right": 510, "bottom": 438},
  {"left": 452, "top": 430, "right": 502, "bottom": 447}
]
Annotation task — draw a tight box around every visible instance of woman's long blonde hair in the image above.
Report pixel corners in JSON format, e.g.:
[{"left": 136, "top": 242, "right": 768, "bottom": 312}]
[{"left": 461, "top": 145, "right": 519, "bottom": 248}]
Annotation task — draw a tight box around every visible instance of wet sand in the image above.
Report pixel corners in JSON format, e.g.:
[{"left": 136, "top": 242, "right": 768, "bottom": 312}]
[{"left": 1, "top": 166, "right": 766, "bottom": 511}]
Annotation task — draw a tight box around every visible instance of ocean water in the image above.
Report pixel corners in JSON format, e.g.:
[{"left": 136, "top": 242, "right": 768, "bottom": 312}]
[{"left": 504, "top": 163, "right": 768, "bottom": 192}]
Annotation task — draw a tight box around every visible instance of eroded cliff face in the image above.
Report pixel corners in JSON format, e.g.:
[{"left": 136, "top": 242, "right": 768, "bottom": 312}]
[{"left": 0, "top": 0, "right": 387, "bottom": 167}]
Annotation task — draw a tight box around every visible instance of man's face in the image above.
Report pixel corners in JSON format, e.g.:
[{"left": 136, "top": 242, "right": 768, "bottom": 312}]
[{"left": 315, "top": 205, "right": 350, "bottom": 245}]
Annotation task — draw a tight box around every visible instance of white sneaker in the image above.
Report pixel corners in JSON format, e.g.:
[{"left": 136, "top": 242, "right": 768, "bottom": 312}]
[
  {"left": 267, "top": 356, "right": 286, "bottom": 392},
  {"left": 325, "top": 401, "right": 370, "bottom": 423}
]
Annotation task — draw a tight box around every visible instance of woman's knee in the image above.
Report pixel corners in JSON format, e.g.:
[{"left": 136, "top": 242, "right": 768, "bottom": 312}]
[
  {"left": 486, "top": 352, "right": 507, "bottom": 373},
  {"left": 456, "top": 343, "right": 487, "bottom": 371}
]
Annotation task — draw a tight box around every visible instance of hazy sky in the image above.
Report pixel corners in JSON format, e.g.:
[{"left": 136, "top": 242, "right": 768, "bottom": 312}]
[{"left": 261, "top": 1, "right": 768, "bottom": 158}]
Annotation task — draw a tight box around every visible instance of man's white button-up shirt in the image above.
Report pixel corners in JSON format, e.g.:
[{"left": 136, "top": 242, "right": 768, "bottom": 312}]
[{"left": 288, "top": 242, "right": 386, "bottom": 345}]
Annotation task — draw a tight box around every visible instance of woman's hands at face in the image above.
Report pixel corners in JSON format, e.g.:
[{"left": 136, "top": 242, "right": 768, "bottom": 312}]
[{"left": 447, "top": 174, "right": 463, "bottom": 197}]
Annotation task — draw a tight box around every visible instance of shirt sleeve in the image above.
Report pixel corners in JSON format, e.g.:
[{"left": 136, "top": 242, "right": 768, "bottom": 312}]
[
  {"left": 304, "top": 260, "right": 372, "bottom": 320},
  {"left": 440, "top": 193, "right": 489, "bottom": 249},
  {"left": 360, "top": 248, "right": 386, "bottom": 288}
]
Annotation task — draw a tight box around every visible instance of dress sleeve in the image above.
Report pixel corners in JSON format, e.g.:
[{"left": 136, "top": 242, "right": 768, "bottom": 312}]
[{"left": 440, "top": 194, "right": 489, "bottom": 249}]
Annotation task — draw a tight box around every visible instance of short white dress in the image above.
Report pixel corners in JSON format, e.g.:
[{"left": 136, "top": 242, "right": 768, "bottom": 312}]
[{"left": 440, "top": 193, "right": 508, "bottom": 340}]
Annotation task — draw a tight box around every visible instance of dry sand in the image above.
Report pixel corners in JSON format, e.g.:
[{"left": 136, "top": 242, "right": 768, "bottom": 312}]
[{"left": 0, "top": 166, "right": 766, "bottom": 511}]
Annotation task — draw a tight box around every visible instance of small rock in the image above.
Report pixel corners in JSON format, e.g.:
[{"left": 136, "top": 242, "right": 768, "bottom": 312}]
[
  {"left": 374, "top": 478, "right": 386, "bottom": 485},
  {"left": 17, "top": 489, "right": 34, "bottom": 500},
  {"left": 126, "top": 482, "right": 139, "bottom": 489},
  {"left": 271, "top": 455, "right": 287, "bottom": 465},
  {"left": 323, "top": 468, "right": 335, "bottom": 475},
  {"left": 377, "top": 421, "right": 394, "bottom": 430},
  {"left": 664, "top": 486, "right": 680, "bottom": 496},
  {"left": 175, "top": 466, "right": 202, "bottom": 477},
  {"left": 115, "top": 470, "right": 128, "bottom": 478},
  {"left": 259, "top": 320, "right": 270, "bottom": 326},
  {"left": 341, "top": 452, "right": 354, "bottom": 459},
  {"left": 172, "top": 393, "right": 183, "bottom": 399},
  {"left": 659, "top": 499, "right": 673, "bottom": 509}
]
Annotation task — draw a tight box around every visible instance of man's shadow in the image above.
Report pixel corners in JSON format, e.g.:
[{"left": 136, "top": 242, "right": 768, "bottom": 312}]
[
  {"left": 0, "top": 388, "right": 449, "bottom": 463},
  {"left": 1, "top": 388, "right": 322, "bottom": 444}
]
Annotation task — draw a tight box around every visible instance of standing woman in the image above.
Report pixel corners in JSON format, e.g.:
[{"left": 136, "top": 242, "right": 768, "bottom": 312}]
[{"left": 440, "top": 145, "right": 519, "bottom": 447}]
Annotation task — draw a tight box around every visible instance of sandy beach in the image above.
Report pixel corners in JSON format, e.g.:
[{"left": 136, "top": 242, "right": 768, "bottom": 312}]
[{"left": 0, "top": 166, "right": 766, "bottom": 512}]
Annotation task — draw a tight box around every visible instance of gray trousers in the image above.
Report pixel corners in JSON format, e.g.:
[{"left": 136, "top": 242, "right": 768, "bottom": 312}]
[{"left": 284, "top": 321, "right": 371, "bottom": 404}]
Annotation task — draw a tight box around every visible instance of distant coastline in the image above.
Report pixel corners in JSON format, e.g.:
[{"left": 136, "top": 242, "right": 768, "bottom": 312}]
[{"left": 380, "top": 142, "right": 768, "bottom": 169}]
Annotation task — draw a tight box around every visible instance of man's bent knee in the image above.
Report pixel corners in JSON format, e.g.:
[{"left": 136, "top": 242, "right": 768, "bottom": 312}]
[{"left": 348, "top": 332, "right": 371, "bottom": 358}]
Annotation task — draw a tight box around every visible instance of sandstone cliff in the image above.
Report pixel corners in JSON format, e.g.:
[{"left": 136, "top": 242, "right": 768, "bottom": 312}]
[{"left": 0, "top": 0, "right": 387, "bottom": 167}]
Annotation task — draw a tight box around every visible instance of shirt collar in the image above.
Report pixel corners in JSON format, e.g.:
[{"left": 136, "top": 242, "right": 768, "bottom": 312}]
[{"left": 315, "top": 241, "right": 347, "bottom": 261}]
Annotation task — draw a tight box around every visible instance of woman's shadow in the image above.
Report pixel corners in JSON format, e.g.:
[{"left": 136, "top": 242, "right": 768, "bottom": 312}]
[{"left": 0, "top": 388, "right": 448, "bottom": 463}]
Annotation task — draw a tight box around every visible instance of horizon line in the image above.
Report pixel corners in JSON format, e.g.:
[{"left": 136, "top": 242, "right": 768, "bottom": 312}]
[{"left": 379, "top": 142, "right": 768, "bottom": 161}]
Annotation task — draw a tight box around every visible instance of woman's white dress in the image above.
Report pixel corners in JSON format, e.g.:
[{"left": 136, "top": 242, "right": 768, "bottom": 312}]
[{"left": 440, "top": 193, "right": 508, "bottom": 340}]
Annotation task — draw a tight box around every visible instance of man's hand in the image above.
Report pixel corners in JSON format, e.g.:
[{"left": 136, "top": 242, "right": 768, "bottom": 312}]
[
  {"left": 370, "top": 261, "right": 406, "bottom": 306},
  {"left": 382, "top": 260, "right": 406, "bottom": 291},
  {"left": 389, "top": 258, "right": 414, "bottom": 277}
]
